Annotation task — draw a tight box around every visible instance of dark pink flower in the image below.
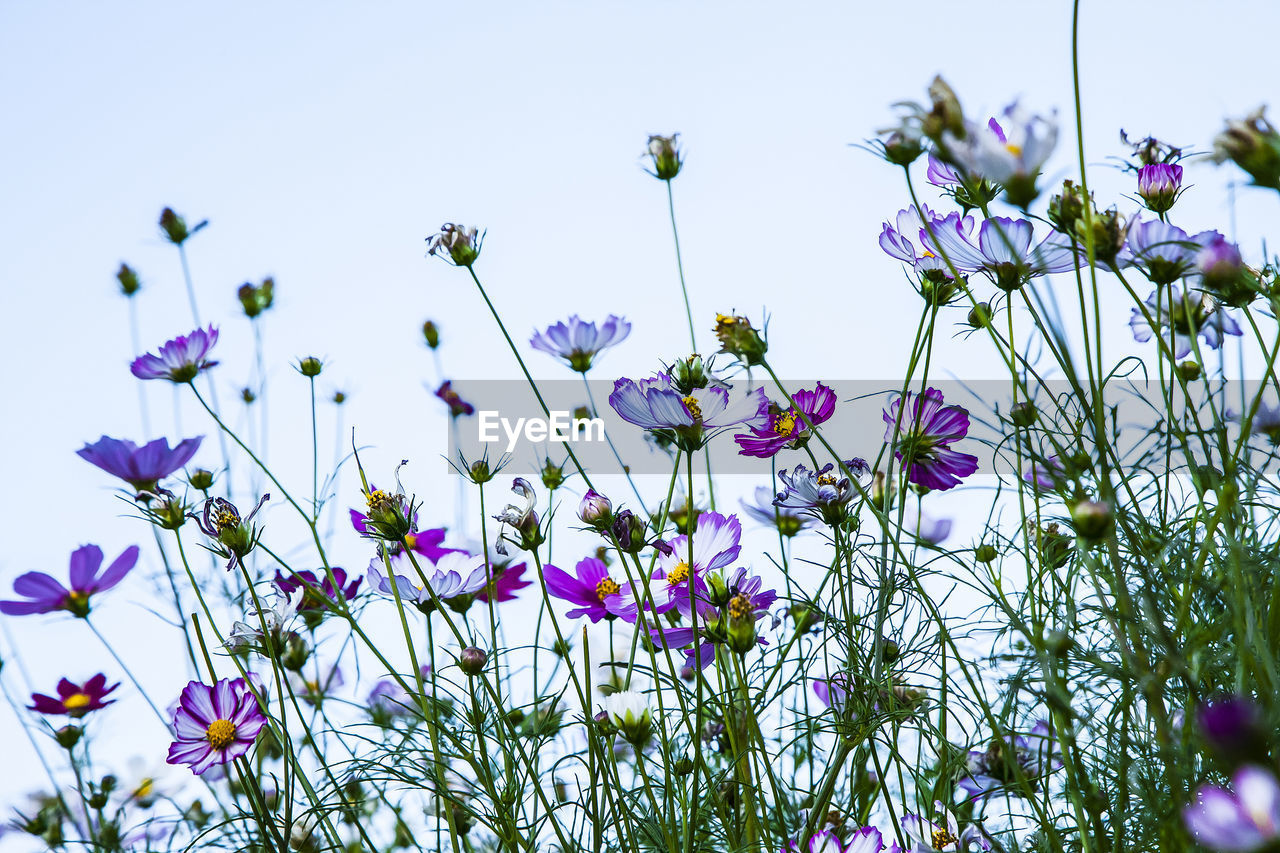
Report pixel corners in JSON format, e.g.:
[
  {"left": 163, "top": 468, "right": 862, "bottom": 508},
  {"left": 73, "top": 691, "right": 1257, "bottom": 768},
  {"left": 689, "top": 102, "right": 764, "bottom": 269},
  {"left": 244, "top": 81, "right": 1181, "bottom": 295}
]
[
  {"left": 29, "top": 674, "right": 119, "bottom": 718},
  {"left": 735, "top": 382, "right": 837, "bottom": 458}
]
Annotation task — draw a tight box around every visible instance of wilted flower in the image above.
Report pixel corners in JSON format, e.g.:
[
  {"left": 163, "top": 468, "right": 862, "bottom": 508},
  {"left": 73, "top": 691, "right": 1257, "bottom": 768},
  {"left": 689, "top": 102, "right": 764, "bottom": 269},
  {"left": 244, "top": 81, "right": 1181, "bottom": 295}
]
[
  {"left": 542, "top": 557, "right": 637, "bottom": 623},
  {"left": 354, "top": 478, "right": 418, "bottom": 544},
  {"left": 493, "top": 478, "right": 544, "bottom": 552},
  {"left": 0, "top": 544, "right": 139, "bottom": 618},
  {"left": 774, "top": 461, "right": 870, "bottom": 526},
  {"left": 425, "top": 223, "right": 482, "bottom": 266},
  {"left": 1136, "top": 163, "right": 1184, "bottom": 213},
  {"left": 1212, "top": 107, "right": 1280, "bottom": 191},
  {"left": 224, "top": 591, "right": 301, "bottom": 657},
  {"left": 77, "top": 435, "right": 203, "bottom": 495},
  {"left": 29, "top": 675, "right": 119, "bottom": 718},
  {"left": 735, "top": 383, "right": 836, "bottom": 458},
  {"left": 883, "top": 388, "right": 979, "bottom": 491},
  {"left": 644, "top": 134, "right": 683, "bottom": 181},
  {"left": 609, "top": 373, "right": 769, "bottom": 452},
  {"left": 192, "top": 495, "right": 269, "bottom": 571},
  {"left": 130, "top": 326, "right": 220, "bottom": 383},
  {"left": 1129, "top": 284, "right": 1242, "bottom": 359},
  {"left": 958, "top": 720, "right": 1060, "bottom": 799},
  {"left": 740, "top": 485, "right": 812, "bottom": 537},
  {"left": 530, "top": 315, "right": 631, "bottom": 372},
  {"left": 435, "top": 381, "right": 475, "bottom": 418},
  {"left": 713, "top": 313, "right": 768, "bottom": 367},
  {"left": 166, "top": 678, "right": 268, "bottom": 775},
  {"left": 1184, "top": 766, "right": 1280, "bottom": 852}
]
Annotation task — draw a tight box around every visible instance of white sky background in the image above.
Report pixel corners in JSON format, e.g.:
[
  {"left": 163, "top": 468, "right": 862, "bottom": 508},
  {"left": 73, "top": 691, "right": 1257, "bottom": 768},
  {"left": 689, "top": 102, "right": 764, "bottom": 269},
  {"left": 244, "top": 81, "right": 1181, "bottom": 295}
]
[{"left": 1, "top": 0, "right": 1278, "bottom": 840}]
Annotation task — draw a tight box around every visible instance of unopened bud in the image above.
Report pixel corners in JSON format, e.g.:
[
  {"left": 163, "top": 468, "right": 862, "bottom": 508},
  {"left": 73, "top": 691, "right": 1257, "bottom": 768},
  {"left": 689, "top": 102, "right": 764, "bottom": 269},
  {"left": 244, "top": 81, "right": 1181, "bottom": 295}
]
[
  {"left": 713, "top": 314, "right": 768, "bottom": 367},
  {"left": 296, "top": 357, "right": 323, "bottom": 377},
  {"left": 645, "top": 134, "right": 683, "bottom": 181},
  {"left": 1137, "top": 163, "right": 1183, "bottom": 213},
  {"left": 1009, "top": 401, "right": 1038, "bottom": 428},
  {"left": 422, "top": 320, "right": 440, "bottom": 349},
  {"left": 967, "top": 302, "right": 993, "bottom": 329},
  {"left": 1071, "top": 500, "right": 1113, "bottom": 543},
  {"left": 578, "top": 489, "right": 613, "bottom": 529},
  {"left": 56, "top": 725, "right": 83, "bottom": 750},
  {"left": 189, "top": 468, "right": 214, "bottom": 491},
  {"left": 459, "top": 646, "right": 487, "bottom": 677},
  {"left": 116, "top": 263, "right": 141, "bottom": 297}
]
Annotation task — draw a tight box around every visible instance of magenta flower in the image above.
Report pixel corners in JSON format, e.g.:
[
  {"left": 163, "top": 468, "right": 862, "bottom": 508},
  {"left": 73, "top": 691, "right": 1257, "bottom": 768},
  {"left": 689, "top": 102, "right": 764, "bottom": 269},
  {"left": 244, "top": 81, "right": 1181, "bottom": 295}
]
[
  {"left": 609, "top": 374, "right": 769, "bottom": 452},
  {"left": 1023, "top": 455, "right": 1064, "bottom": 492},
  {"left": 1137, "top": 162, "right": 1183, "bottom": 213},
  {"left": 543, "top": 557, "right": 637, "bottom": 622},
  {"left": 735, "top": 383, "right": 837, "bottom": 458},
  {"left": 77, "top": 435, "right": 203, "bottom": 493},
  {"left": 1184, "top": 766, "right": 1280, "bottom": 852},
  {"left": 477, "top": 561, "right": 534, "bottom": 603},
  {"left": 166, "top": 678, "right": 268, "bottom": 775},
  {"left": 29, "top": 674, "right": 119, "bottom": 718},
  {"left": 651, "top": 568, "right": 775, "bottom": 669},
  {"left": 883, "top": 388, "right": 979, "bottom": 491},
  {"left": 813, "top": 673, "right": 853, "bottom": 712},
  {"left": 530, "top": 314, "right": 631, "bottom": 372},
  {"left": 130, "top": 325, "right": 219, "bottom": 382},
  {"left": 0, "top": 544, "right": 139, "bottom": 618},
  {"left": 435, "top": 381, "right": 475, "bottom": 418},
  {"left": 274, "top": 568, "right": 360, "bottom": 611}
]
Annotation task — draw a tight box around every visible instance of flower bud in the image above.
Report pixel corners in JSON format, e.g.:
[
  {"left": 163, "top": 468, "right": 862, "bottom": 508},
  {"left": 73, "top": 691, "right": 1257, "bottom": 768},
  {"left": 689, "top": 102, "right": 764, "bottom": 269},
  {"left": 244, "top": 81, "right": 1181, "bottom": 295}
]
[
  {"left": 923, "top": 75, "right": 966, "bottom": 145},
  {"left": 55, "top": 725, "right": 83, "bottom": 750},
  {"left": 610, "top": 510, "right": 649, "bottom": 554},
  {"left": 238, "top": 278, "right": 275, "bottom": 318},
  {"left": 1136, "top": 163, "right": 1183, "bottom": 213},
  {"left": 1198, "top": 236, "right": 1257, "bottom": 307},
  {"left": 1074, "top": 207, "right": 1126, "bottom": 267},
  {"left": 159, "top": 207, "right": 189, "bottom": 245},
  {"left": 296, "top": 357, "right": 323, "bottom": 377},
  {"left": 1177, "top": 361, "right": 1202, "bottom": 382},
  {"left": 242, "top": 387, "right": 257, "bottom": 405},
  {"left": 189, "top": 468, "right": 215, "bottom": 491},
  {"left": 673, "top": 755, "right": 695, "bottom": 776},
  {"left": 1009, "top": 401, "right": 1038, "bottom": 428},
  {"left": 645, "top": 134, "right": 683, "bottom": 181},
  {"left": 713, "top": 314, "right": 768, "bottom": 367},
  {"left": 422, "top": 320, "right": 440, "bottom": 349},
  {"left": 603, "top": 690, "right": 652, "bottom": 746},
  {"left": 459, "top": 646, "right": 487, "bottom": 677},
  {"left": 1047, "top": 180, "right": 1086, "bottom": 236},
  {"left": 116, "top": 263, "right": 141, "bottom": 297},
  {"left": 975, "top": 543, "right": 999, "bottom": 563},
  {"left": 333, "top": 391, "right": 347, "bottom": 405},
  {"left": 881, "top": 129, "right": 924, "bottom": 166},
  {"left": 540, "top": 458, "right": 566, "bottom": 491},
  {"left": 282, "top": 633, "right": 310, "bottom": 671},
  {"left": 967, "top": 302, "right": 993, "bottom": 329},
  {"left": 1213, "top": 107, "right": 1280, "bottom": 191},
  {"left": 578, "top": 489, "right": 613, "bottom": 529},
  {"left": 1071, "top": 500, "right": 1113, "bottom": 543},
  {"left": 705, "top": 573, "right": 730, "bottom": 607},
  {"left": 669, "top": 354, "right": 712, "bottom": 394}
]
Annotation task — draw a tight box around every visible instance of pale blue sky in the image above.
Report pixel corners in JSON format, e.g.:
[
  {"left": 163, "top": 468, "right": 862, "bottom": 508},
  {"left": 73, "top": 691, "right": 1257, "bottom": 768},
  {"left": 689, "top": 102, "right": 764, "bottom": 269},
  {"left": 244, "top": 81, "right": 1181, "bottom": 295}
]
[{"left": 1, "top": 0, "right": 1277, "bottom": 832}]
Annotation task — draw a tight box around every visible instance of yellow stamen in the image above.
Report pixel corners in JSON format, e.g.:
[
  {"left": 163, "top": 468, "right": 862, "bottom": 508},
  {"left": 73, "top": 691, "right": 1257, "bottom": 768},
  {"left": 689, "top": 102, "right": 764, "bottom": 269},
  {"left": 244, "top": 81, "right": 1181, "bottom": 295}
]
[
  {"left": 404, "top": 533, "right": 418, "bottom": 550},
  {"left": 595, "top": 576, "right": 620, "bottom": 601},
  {"left": 817, "top": 473, "right": 837, "bottom": 486},
  {"left": 682, "top": 395, "right": 702, "bottom": 421},
  {"left": 205, "top": 719, "right": 237, "bottom": 751},
  {"left": 773, "top": 411, "right": 798, "bottom": 436},
  {"left": 63, "top": 693, "right": 92, "bottom": 711},
  {"left": 728, "top": 593, "right": 751, "bottom": 621},
  {"left": 1005, "top": 142, "right": 1023, "bottom": 157},
  {"left": 931, "top": 828, "right": 958, "bottom": 850},
  {"left": 666, "top": 561, "right": 690, "bottom": 587}
]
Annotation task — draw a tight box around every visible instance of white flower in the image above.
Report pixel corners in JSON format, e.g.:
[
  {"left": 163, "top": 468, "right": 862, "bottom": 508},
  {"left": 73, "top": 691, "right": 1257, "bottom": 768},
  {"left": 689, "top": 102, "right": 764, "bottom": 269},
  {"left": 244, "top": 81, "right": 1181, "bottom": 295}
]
[{"left": 602, "top": 690, "right": 652, "bottom": 745}]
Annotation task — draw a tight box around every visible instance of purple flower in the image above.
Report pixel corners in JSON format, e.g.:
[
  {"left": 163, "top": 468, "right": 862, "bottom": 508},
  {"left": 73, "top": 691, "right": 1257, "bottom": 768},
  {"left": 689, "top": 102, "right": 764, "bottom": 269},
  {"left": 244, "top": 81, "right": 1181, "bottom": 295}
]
[
  {"left": 785, "top": 827, "right": 887, "bottom": 853},
  {"left": 651, "top": 567, "right": 775, "bottom": 669},
  {"left": 29, "top": 674, "right": 119, "bottom": 718},
  {"left": 957, "top": 720, "right": 1061, "bottom": 800},
  {"left": 192, "top": 495, "right": 269, "bottom": 571},
  {"left": 1129, "top": 284, "right": 1242, "bottom": 359},
  {"left": 0, "top": 544, "right": 139, "bottom": 618},
  {"left": 740, "top": 485, "right": 813, "bottom": 537},
  {"left": 435, "top": 381, "right": 475, "bottom": 418},
  {"left": 1118, "top": 219, "right": 1220, "bottom": 285},
  {"left": 1184, "top": 766, "right": 1280, "bottom": 852},
  {"left": 774, "top": 460, "right": 870, "bottom": 525},
  {"left": 530, "top": 314, "right": 631, "bottom": 372},
  {"left": 130, "top": 325, "right": 219, "bottom": 382},
  {"left": 813, "top": 673, "right": 853, "bottom": 712},
  {"left": 920, "top": 214, "right": 1076, "bottom": 289},
  {"left": 1198, "top": 695, "right": 1269, "bottom": 765},
  {"left": 735, "top": 383, "right": 837, "bottom": 458},
  {"left": 650, "top": 511, "right": 742, "bottom": 615},
  {"left": 927, "top": 154, "right": 963, "bottom": 188},
  {"left": 274, "top": 568, "right": 360, "bottom": 611},
  {"left": 367, "top": 550, "right": 488, "bottom": 611},
  {"left": 883, "top": 388, "right": 979, "bottom": 491},
  {"left": 902, "top": 505, "right": 951, "bottom": 545},
  {"left": 77, "top": 435, "right": 203, "bottom": 493},
  {"left": 166, "top": 678, "right": 268, "bottom": 776},
  {"left": 1137, "top": 163, "right": 1183, "bottom": 213},
  {"left": 542, "top": 557, "right": 637, "bottom": 622},
  {"left": 292, "top": 663, "right": 344, "bottom": 706},
  {"left": 1199, "top": 235, "right": 1247, "bottom": 291},
  {"left": 1023, "top": 455, "right": 1064, "bottom": 492},
  {"left": 609, "top": 374, "right": 769, "bottom": 452},
  {"left": 879, "top": 205, "right": 953, "bottom": 277}
]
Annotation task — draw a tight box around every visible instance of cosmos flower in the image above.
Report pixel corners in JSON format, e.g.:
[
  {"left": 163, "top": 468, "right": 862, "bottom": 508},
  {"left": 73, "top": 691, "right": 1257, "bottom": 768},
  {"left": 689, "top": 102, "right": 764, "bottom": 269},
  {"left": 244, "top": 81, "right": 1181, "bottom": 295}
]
[
  {"left": 290, "top": 663, "right": 344, "bottom": 706},
  {"left": 76, "top": 436, "right": 203, "bottom": 493},
  {"left": 1118, "top": 219, "right": 1220, "bottom": 285},
  {"left": 883, "top": 388, "right": 979, "bottom": 491},
  {"left": 29, "top": 674, "right": 119, "bottom": 718},
  {"left": 477, "top": 561, "right": 534, "bottom": 603},
  {"left": 813, "top": 673, "right": 854, "bottom": 712},
  {"left": 192, "top": 495, "right": 269, "bottom": 571},
  {"left": 1198, "top": 695, "right": 1270, "bottom": 764},
  {"left": 130, "top": 326, "right": 220, "bottom": 382},
  {"left": 900, "top": 803, "right": 992, "bottom": 852},
  {"left": 367, "top": 550, "right": 488, "bottom": 611},
  {"left": 927, "top": 154, "right": 963, "bottom": 187},
  {"left": 740, "top": 485, "right": 813, "bottom": 537},
  {"left": 274, "top": 568, "right": 360, "bottom": 611},
  {"left": 649, "top": 511, "right": 743, "bottom": 615},
  {"left": 435, "top": 381, "right": 475, "bottom": 418},
  {"left": 773, "top": 460, "right": 870, "bottom": 525},
  {"left": 602, "top": 690, "right": 652, "bottom": 745},
  {"left": 224, "top": 592, "right": 299, "bottom": 655},
  {"left": 166, "top": 678, "right": 268, "bottom": 776},
  {"left": 943, "top": 105, "right": 1058, "bottom": 205},
  {"left": 879, "top": 204, "right": 957, "bottom": 280},
  {"left": 735, "top": 383, "right": 837, "bottom": 458},
  {"left": 1137, "top": 163, "right": 1183, "bottom": 213},
  {"left": 902, "top": 505, "right": 952, "bottom": 545},
  {"left": 609, "top": 374, "right": 769, "bottom": 452},
  {"left": 493, "top": 478, "right": 544, "bottom": 553},
  {"left": 1184, "top": 766, "right": 1280, "bottom": 852},
  {"left": 784, "top": 828, "right": 887, "bottom": 853},
  {"left": 530, "top": 315, "right": 631, "bottom": 372},
  {"left": 1023, "top": 455, "right": 1064, "bottom": 492},
  {"left": 919, "top": 214, "right": 1077, "bottom": 290},
  {"left": 542, "top": 557, "right": 637, "bottom": 622},
  {"left": 0, "top": 544, "right": 140, "bottom": 618},
  {"left": 1129, "top": 284, "right": 1242, "bottom": 359},
  {"left": 957, "top": 720, "right": 1061, "bottom": 800}
]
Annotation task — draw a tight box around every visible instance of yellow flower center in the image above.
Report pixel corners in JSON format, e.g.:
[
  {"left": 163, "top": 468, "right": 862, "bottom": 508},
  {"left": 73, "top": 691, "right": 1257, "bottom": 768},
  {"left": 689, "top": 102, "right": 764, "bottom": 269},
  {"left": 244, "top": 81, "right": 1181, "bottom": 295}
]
[
  {"left": 63, "top": 692, "right": 92, "bottom": 711},
  {"left": 404, "top": 533, "right": 418, "bottom": 550},
  {"left": 595, "top": 576, "right": 620, "bottom": 601},
  {"left": 666, "top": 561, "right": 690, "bottom": 586},
  {"left": 133, "top": 778, "right": 154, "bottom": 800},
  {"left": 1004, "top": 142, "right": 1023, "bottom": 158},
  {"left": 817, "top": 473, "right": 837, "bottom": 486},
  {"left": 67, "top": 590, "right": 90, "bottom": 609},
  {"left": 213, "top": 507, "right": 240, "bottom": 531},
  {"left": 932, "top": 828, "right": 958, "bottom": 850},
  {"left": 682, "top": 395, "right": 702, "bottom": 421},
  {"left": 366, "top": 489, "right": 391, "bottom": 510},
  {"left": 728, "top": 593, "right": 751, "bottom": 621},
  {"left": 773, "top": 411, "right": 798, "bottom": 436},
  {"left": 205, "top": 718, "right": 237, "bottom": 751},
  {"left": 922, "top": 249, "right": 936, "bottom": 258}
]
